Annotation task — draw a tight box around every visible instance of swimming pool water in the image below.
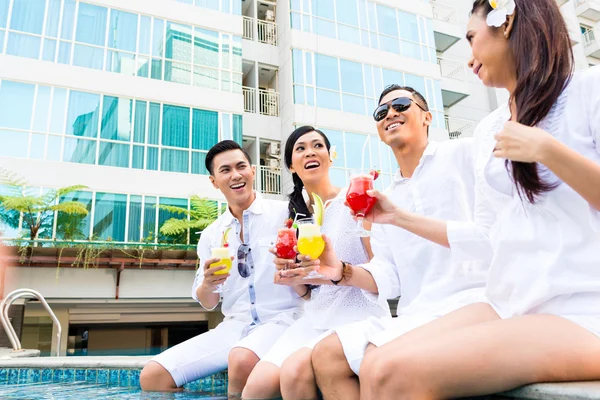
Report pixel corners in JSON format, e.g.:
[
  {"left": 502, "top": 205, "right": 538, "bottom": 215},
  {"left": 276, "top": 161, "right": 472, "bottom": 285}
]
[{"left": 0, "top": 367, "right": 228, "bottom": 399}]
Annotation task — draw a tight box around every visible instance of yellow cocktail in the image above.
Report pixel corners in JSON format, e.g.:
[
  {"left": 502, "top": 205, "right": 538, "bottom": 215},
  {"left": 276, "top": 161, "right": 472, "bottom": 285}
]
[
  {"left": 297, "top": 219, "right": 325, "bottom": 260},
  {"left": 211, "top": 247, "right": 232, "bottom": 275}
]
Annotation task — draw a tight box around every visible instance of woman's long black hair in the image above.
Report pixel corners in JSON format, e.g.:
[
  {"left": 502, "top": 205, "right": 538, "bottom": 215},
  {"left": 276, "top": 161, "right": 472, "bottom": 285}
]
[{"left": 284, "top": 126, "right": 331, "bottom": 219}]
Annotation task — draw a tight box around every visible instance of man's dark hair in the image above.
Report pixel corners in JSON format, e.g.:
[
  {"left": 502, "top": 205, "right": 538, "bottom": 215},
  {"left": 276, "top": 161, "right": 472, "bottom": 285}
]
[
  {"left": 378, "top": 84, "right": 430, "bottom": 111},
  {"left": 205, "top": 140, "right": 252, "bottom": 175}
]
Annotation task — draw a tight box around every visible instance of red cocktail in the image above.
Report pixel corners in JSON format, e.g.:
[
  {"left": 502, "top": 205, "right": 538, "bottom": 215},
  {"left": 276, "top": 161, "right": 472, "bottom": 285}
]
[
  {"left": 346, "top": 174, "right": 376, "bottom": 217},
  {"left": 275, "top": 226, "right": 298, "bottom": 259}
]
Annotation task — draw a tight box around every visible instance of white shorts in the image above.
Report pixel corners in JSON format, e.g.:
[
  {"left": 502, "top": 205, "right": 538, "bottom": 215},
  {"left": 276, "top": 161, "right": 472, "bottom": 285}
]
[
  {"left": 151, "top": 319, "right": 290, "bottom": 387},
  {"left": 260, "top": 316, "right": 332, "bottom": 368},
  {"left": 336, "top": 314, "right": 436, "bottom": 376}
]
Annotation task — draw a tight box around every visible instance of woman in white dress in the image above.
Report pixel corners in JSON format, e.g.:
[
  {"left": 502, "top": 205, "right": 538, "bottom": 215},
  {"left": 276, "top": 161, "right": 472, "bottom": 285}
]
[
  {"left": 352, "top": 0, "right": 600, "bottom": 398},
  {"left": 241, "top": 126, "right": 390, "bottom": 399}
]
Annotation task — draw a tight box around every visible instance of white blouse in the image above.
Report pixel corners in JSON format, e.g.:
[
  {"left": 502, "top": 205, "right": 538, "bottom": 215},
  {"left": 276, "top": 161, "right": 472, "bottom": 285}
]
[
  {"left": 304, "top": 189, "right": 391, "bottom": 330},
  {"left": 472, "top": 68, "right": 600, "bottom": 325}
]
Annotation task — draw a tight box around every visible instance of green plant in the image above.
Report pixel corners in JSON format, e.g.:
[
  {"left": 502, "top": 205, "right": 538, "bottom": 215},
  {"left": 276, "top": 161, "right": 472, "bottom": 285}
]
[
  {"left": 158, "top": 195, "right": 219, "bottom": 243},
  {"left": 0, "top": 168, "right": 89, "bottom": 240}
]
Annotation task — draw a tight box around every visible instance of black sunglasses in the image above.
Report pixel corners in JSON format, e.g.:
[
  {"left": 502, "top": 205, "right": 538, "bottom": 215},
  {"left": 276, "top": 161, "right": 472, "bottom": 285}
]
[
  {"left": 373, "top": 97, "right": 428, "bottom": 122},
  {"left": 237, "top": 243, "right": 252, "bottom": 278}
]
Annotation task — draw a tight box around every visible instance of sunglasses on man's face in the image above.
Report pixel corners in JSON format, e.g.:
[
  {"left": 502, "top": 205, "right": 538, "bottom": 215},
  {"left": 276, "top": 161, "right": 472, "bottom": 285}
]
[
  {"left": 373, "top": 96, "right": 427, "bottom": 122},
  {"left": 237, "top": 243, "right": 252, "bottom": 278}
]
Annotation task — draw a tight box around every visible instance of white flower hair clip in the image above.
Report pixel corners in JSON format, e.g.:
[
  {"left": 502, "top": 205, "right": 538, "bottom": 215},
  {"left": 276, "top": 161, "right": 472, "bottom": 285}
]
[
  {"left": 487, "top": 0, "right": 515, "bottom": 28},
  {"left": 329, "top": 145, "right": 338, "bottom": 163}
]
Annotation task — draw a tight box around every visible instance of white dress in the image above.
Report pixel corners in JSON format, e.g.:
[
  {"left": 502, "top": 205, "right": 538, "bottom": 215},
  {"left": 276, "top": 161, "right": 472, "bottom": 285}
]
[
  {"left": 474, "top": 68, "right": 600, "bottom": 336},
  {"left": 260, "top": 190, "right": 391, "bottom": 367}
]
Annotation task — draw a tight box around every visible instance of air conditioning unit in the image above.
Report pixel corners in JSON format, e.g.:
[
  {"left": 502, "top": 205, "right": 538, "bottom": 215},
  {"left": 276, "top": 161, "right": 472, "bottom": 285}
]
[
  {"left": 267, "top": 158, "right": 280, "bottom": 169},
  {"left": 267, "top": 142, "right": 280, "bottom": 158},
  {"left": 265, "top": 10, "right": 275, "bottom": 22}
]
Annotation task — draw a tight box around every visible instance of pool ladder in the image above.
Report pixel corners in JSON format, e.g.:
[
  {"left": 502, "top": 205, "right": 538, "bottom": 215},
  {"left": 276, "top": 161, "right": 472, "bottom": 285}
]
[{"left": 0, "top": 288, "right": 62, "bottom": 357}]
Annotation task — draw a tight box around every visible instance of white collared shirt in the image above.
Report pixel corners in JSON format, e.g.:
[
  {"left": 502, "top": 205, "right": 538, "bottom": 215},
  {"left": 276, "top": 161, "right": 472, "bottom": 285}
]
[
  {"left": 192, "top": 192, "right": 303, "bottom": 325},
  {"left": 362, "top": 140, "right": 490, "bottom": 316}
]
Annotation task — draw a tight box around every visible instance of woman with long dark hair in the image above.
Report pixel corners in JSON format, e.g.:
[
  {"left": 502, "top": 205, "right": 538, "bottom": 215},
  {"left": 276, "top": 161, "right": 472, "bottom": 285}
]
[
  {"left": 241, "top": 126, "right": 390, "bottom": 399},
  {"left": 351, "top": 0, "right": 600, "bottom": 398}
]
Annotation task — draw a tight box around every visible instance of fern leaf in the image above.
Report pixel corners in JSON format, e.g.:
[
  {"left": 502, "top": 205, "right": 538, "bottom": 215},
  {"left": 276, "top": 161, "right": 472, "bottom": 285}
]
[
  {"left": 157, "top": 204, "right": 191, "bottom": 216},
  {"left": 49, "top": 201, "right": 89, "bottom": 215},
  {"left": 159, "top": 218, "right": 193, "bottom": 236}
]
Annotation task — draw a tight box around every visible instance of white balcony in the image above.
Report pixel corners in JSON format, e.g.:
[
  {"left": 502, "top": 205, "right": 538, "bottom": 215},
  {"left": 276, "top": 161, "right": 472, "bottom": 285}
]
[
  {"left": 583, "top": 29, "right": 600, "bottom": 58},
  {"left": 575, "top": 0, "right": 600, "bottom": 22},
  {"left": 445, "top": 117, "right": 476, "bottom": 139},
  {"left": 254, "top": 165, "right": 282, "bottom": 195},
  {"left": 242, "top": 16, "right": 278, "bottom": 46},
  {"left": 431, "top": 1, "right": 462, "bottom": 52},
  {"left": 243, "top": 86, "right": 280, "bottom": 117},
  {"left": 437, "top": 58, "right": 470, "bottom": 107}
]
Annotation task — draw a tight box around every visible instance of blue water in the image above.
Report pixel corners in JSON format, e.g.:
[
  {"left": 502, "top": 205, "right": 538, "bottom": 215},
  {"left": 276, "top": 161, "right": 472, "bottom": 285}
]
[{"left": 0, "top": 368, "right": 228, "bottom": 399}]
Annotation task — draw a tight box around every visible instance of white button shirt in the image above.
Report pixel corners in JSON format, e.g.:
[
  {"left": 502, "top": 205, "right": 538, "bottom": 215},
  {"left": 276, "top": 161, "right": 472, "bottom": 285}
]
[
  {"left": 362, "top": 140, "right": 490, "bottom": 316},
  {"left": 192, "top": 193, "right": 303, "bottom": 325}
]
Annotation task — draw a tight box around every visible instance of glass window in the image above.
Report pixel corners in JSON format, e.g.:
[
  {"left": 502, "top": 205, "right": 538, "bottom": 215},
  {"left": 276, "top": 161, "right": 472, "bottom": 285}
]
[
  {"left": 191, "top": 151, "right": 208, "bottom": 175},
  {"left": 291, "top": 12, "right": 301, "bottom": 29},
  {"left": 379, "top": 35, "right": 399, "bottom": 54},
  {"left": 0, "top": 80, "right": 35, "bottom": 130},
  {"left": 132, "top": 145, "right": 144, "bottom": 169},
  {"left": 158, "top": 197, "right": 188, "bottom": 242},
  {"left": 60, "top": 0, "right": 76, "bottom": 40},
  {"left": 161, "top": 149, "right": 189, "bottom": 173},
  {"left": 336, "top": 0, "right": 359, "bottom": 27},
  {"left": 73, "top": 44, "right": 104, "bottom": 70},
  {"left": 7, "top": 33, "right": 41, "bottom": 59},
  {"left": 142, "top": 196, "right": 157, "bottom": 241},
  {"left": 382, "top": 69, "right": 403, "bottom": 87},
  {"left": 314, "top": 0, "right": 334, "bottom": 20},
  {"left": 321, "top": 128, "right": 343, "bottom": 163},
  {"left": 152, "top": 19, "right": 165, "bottom": 57},
  {"left": 137, "top": 56, "right": 149, "bottom": 77},
  {"left": 398, "top": 11, "right": 419, "bottom": 43},
  {"left": 340, "top": 59, "right": 364, "bottom": 95},
  {"left": 221, "top": 0, "right": 230, "bottom": 13},
  {"left": 338, "top": 25, "right": 360, "bottom": 45},
  {"left": 165, "top": 61, "right": 191, "bottom": 84},
  {"left": 67, "top": 91, "right": 100, "bottom": 138},
  {"left": 33, "top": 85, "right": 51, "bottom": 132},
  {"left": 313, "top": 17, "right": 335, "bottom": 39},
  {"left": 330, "top": 168, "right": 346, "bottom": 187},
  {"left": 192, "top": 109, "right": 218, "bottom": 150},
  {"left": 0, "top": 31, "right": 4, "bottom": 51},
  {"left": 233, "top": 114, "right": 242, "bottom": 145},
  {"left": 45, "top": 0, "right": 61, "bottom": 37},
  {"left": 0, "top": 130, "right": 28, "bottom": 157},
  {"left": 401, "top": 40, "right": 421, "bottom": 60},
  {"left": 344, "top": 132, "right": 369, "bottom": 169},
  {"left": 10, "top": 0, "right": 45, "bottom": 34},
  {"left": 57, "top": 191, "right": 92, "bottom": 240},
  {"left": 57, "top": 41, "right": 71, "bottom": 64},
  {"left": 342, "top": 94, "right": 365, "bottom": 115},
  {"left": 147, "top": 146, "right": 158, "bottom": 170},
  {"left": 294, "top": 84, "right": 305, "bottom": 104},
  {"left": 98, "top": 141, "right": 129, "bottom": 168},
  {"left": 221, "top": 34, "right": 230, "bottom": 70},
  {"left": 292, "top": 49, "right": 303, "bottom": 84},
  {"left": 139, "top": 16, "right": 151, "bottom": 55},
  {"left": 29, "top": 133, "right": 45, "bottom": 159},
  {"left": 162, "top": 105, "right": 190, "bottom": 148},
  {"left": 316, "top": 89, "right": 340, "bottom": 110},
  {"left": 221, "top": 113, "right": 231, "bottom": 140},
  {"left": 148, "top": 102, "right": 160, "bottom": 145},
  {"left": 0, "top": 0, "right": 9, "bottom": 28},
  {"left": 42, "top": 39, "right": 57, "bottom": 61},
  {"left": 106, "top": 51, "right": 136, "bottom": 74},
  {"left": 291, "top": 0, "right": 301, "bottom": 11},
  {"left": 305, "top": 52, "right": 313, "bottom": 85},
  {"left": 47, "top": 135, "right": 61, "bottom": 161},
  {"left": 49, "top": 88, "right": 67, "bottom": 133},
  {"left": 193, "top": 65, "right": 218, "bottom": 89},
  {"left": 364, "top": 65, "right": 374, "bottom": 98},
  {"left": 128, "top": 195, "right": 142, "bottom": 242},
  {"left": 76, "top": 3, "right": 107, "bottom": 46},
  {"left": 93, "top": 193, "right": 127, "bottom": 241},
  {"left": 376, "top": 5, "right": 398, "bottom": 37},
  {"left": 151, "top": 58, "right": 163, "bottom": 80},
  {"left": 194, "top": 28, "right": 219, "bottom": 67},
  {"left": 166, "top": 22, "right": 192, "bottom": 62},
  {"left": 63, "top": 137, "right": 97, "bottom": 164},
  {"left": 108, "top": 10, "right": 137, "bottom": 52},
  {"left": 133, "top": 100, "right": 147, "bottom": 143},
  {"left": 404, "top": 74, "right": 426, "bottom": 99},
  {"left": 315, "top": 54, "right": 339, "bottom": 91},
  {"left": 101, "top": 96, "right": 132, "bottom": 141}
]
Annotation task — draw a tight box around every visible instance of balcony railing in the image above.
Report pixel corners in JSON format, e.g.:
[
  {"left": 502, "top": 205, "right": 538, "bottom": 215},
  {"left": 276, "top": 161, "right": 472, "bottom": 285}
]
[
  {"left": 243, "top": 16, "right": 254, "bottom": 40},
  {"left": 259, "top": 89, "right": 279, "bottom": 116},
  {"left": 243, "top": 86, "right": 256, "bottom": 113},
  {"left": 243, "top": 87, "right": 280, "bottom": 116},
  {"left": 445, "top": 116, "right": 475, "bottom": 139},
  {"left": 437, "top": 57, "right": 466, "bottom": 80},
  {"left": 431, "top": 1, "right": 458, "bottom": 24},
  {"left": 254, "top": 165, "right": 282, "bottom": 195},
  {"left": 242, "top": 16, "right": 278, "bottom": 46}
]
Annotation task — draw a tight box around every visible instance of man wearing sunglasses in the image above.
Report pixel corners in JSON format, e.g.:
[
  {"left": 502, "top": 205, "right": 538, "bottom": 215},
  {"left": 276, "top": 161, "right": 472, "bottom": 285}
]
[
  {"left": 140, "top": 140, "right": 302, "bottom": 397},
  {"left": 294, "top": 85, "right": 493, "bottom": 398}
]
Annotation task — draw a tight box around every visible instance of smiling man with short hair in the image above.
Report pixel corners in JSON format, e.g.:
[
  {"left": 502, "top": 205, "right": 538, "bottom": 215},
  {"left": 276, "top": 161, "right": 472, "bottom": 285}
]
[{"left": 140, "top": 140, "right": 302, "bottom": 398}]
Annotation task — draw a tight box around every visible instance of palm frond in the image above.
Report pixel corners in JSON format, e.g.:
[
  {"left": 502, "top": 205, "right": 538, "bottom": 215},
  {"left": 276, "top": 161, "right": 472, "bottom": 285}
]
[
  {"left": 157, "top": 204, "right": 191, "bottom": 216},
  {"left": 56, "top": 185, "right": 89, "bottom": 198},
  {"left": 49, "top": 201, "right": 89, "bottom": 215},
  {"left": 0, "top": 168, "right": 27, "bottom": 189},
  {"left": 159, "top": 218, "right": 194, "bottom": 236},
  {"left": 0, "top": 196, "right": 45, "bottom": 212},
  {"left": 190, "top": 196, "right": 219, "bottom": 220}
]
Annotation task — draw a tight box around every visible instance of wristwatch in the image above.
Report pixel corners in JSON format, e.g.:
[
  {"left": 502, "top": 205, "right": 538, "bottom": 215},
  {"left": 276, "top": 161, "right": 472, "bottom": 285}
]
[{"left": 331, "top": 261, "right": 347, "bottom": 285}]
